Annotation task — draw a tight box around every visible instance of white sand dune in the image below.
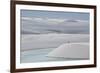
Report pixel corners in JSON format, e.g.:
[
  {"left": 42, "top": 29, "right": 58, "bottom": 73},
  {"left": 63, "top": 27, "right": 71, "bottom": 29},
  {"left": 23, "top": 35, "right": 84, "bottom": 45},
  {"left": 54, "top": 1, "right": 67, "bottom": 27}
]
[
  {"left": 22, "top": 18, "right": 89, "bottom": 34},
  {"left": 21, "top": 34, "right": 89, "bottom": 51},
  {"left": 47, "top": 43, "right": 89, "bottom": 59},
  {"left": 21, "top": 14, "right": 90, "bottom": 62}
]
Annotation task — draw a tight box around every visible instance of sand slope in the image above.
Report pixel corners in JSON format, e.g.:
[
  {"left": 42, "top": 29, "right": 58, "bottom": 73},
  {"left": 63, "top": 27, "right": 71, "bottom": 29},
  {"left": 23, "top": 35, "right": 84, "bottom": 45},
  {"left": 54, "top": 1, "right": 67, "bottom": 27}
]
[
  {"left": 47, "top": 43, "right": 89, "bottom": 59},
  {"left": 21, "top": 34, "right": 89, "bottom": 51}
]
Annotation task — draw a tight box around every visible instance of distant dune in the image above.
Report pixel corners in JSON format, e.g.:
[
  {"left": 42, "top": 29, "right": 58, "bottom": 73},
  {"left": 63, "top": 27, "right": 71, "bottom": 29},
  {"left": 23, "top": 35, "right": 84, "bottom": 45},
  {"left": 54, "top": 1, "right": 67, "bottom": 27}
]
[
  {"left": 21, "top": 18, "right": 89, "bottom": 34},
  {"left": 47, "top": 43, "right": 89, "bottom": 59}
]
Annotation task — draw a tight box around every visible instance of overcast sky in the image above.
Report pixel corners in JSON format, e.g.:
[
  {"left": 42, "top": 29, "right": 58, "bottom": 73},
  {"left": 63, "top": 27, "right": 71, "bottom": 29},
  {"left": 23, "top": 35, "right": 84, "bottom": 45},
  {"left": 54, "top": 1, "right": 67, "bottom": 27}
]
[{"left": 21, "top": 10, "right": 89, "bottom": 20}]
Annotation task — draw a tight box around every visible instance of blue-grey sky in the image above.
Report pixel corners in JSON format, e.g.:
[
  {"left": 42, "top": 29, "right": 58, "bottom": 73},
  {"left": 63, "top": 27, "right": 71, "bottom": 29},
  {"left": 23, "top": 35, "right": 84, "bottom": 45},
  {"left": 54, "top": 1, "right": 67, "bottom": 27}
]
[{"left": 21, "top": 10, "right": 89, "bottom": 20}]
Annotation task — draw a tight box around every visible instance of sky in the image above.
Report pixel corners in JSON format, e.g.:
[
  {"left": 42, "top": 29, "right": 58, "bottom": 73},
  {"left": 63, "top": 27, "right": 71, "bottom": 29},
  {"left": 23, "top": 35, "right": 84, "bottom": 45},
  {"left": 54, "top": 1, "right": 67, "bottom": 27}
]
[{"left": 21, "top": 10, "right": 89, "bottom": 20}]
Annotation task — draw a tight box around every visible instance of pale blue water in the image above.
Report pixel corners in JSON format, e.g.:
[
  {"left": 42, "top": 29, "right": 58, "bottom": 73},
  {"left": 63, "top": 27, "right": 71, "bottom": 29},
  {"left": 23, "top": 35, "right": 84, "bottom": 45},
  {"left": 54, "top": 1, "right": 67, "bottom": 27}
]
[
  {"left": 21, "top": 48, "right": 88, "bottom": 63},
  {"left": 21, "top": 48, "right": 66, "bottom": 63}
]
